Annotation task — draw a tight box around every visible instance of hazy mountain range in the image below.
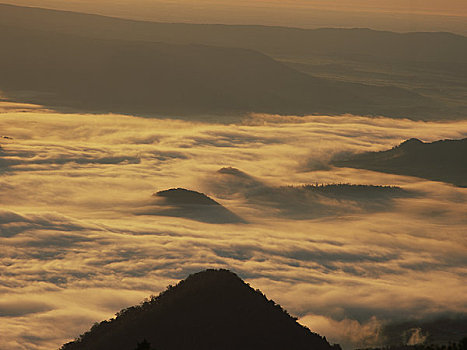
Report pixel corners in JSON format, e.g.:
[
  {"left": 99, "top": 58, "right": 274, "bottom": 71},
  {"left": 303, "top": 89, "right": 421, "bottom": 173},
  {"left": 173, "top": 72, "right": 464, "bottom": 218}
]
[
  {"left": 1, "top": 4, "right": 466, "bottom": 119},
  {"left": 6, "top": 25, "right": 426, "bottom": 118},
  {"left": 2, "top": 4, "right": 466, "bottom": 65}
]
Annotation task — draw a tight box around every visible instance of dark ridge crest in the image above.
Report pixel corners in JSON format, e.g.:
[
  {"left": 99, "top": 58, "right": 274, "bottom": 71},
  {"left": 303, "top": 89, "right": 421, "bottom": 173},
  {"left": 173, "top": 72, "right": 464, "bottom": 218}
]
[{"left": 61, "top": 269, "right": 339, "bottom": 350}]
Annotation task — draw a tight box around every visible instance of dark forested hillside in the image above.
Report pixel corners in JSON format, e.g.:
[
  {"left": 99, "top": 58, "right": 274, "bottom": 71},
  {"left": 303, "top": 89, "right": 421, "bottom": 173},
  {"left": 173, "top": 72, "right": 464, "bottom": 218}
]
[
  {"left": 333, "top": 138, "right": 467, "bottom": 187},
  {"left": 61, "top": 269, "right": 339, "bottom": 350}
]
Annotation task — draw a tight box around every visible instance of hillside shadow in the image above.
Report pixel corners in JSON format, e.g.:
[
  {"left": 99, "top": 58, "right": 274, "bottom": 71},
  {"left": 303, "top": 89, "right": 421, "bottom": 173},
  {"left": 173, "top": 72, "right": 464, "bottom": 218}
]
[{"left": 209, "top": 167, "right": 414, "bottom": 219}]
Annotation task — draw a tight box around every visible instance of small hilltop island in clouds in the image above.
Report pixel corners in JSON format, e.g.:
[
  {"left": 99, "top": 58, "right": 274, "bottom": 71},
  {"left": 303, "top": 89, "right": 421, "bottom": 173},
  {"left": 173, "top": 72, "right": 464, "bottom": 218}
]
[
  {"left": 142, "top": 188, "right": 245, "bottom": 223},
  {"left": 0, "top": 1, "right": 466, "bottom": 350}
]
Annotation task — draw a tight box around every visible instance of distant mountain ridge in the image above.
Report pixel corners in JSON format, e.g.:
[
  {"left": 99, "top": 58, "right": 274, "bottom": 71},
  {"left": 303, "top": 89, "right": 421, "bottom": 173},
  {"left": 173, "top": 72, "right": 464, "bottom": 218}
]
[
  {"left": 0, "top": 4, "right": 457, "bottom": 119},
  {"left": 333, "top": 138, "right": 467, "bottom": 187},
  {"left": 61, "top": 269, "right": 339, "bottom": 350},
  {"left": 1, "top": 3, "right": 466, "bottom": 65}
]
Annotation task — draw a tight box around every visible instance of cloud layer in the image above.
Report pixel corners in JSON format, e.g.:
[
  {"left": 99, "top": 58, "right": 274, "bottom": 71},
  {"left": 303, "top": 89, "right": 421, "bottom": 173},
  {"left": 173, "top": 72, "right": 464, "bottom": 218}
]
[{"left": 1, "top": 111, "right": 466, "bottom": 350}]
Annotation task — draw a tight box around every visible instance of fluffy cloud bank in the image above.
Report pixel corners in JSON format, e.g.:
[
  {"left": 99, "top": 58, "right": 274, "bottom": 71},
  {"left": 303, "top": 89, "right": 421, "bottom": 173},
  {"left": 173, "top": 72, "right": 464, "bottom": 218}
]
[{"left": 1, "top": 111, "right": 466, "bottom": 349}]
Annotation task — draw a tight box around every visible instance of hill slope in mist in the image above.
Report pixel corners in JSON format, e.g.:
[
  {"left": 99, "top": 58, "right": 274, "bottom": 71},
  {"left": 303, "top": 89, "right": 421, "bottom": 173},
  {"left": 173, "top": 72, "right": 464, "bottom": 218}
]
[
  {"left": 333, "top": 138, "right": 467, "bottom": 187},
  {"left": 61, "top": 269, "right": 338, "bottom": 350},
  {"left": 139, "top": 188, "right": 244, "bottom": 223},
  {"left": 0, "top": 4, "right": 451, "bottom": 119}
]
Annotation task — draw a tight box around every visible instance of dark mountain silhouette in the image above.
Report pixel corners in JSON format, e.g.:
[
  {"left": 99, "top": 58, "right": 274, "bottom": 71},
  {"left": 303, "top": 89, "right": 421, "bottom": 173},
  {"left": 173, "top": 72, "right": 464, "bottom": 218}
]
[
  {"left": 0, "top": 5, "right": 446, "bottom": 119},
  {"left": 61, "top": 269, "right": 339, "bottom": 350},
  {"left": 333, "top": 138, "right": 467, "bottom": 187},
  {"left": 137, "top": 188, "right": 244, "bottom": 223}
]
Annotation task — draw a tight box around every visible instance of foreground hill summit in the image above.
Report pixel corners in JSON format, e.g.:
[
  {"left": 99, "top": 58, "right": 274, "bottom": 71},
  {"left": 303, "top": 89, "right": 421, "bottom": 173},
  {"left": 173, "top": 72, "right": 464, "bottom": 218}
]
[{"left": 61, "top": 269, "right": 339, "bottom": 350}]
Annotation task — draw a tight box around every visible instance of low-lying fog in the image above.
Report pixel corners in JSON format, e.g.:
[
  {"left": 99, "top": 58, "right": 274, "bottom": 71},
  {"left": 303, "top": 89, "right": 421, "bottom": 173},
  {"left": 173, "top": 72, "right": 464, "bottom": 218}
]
[{"left": 1, "top": 106, "right": 466, "bottom": 350}]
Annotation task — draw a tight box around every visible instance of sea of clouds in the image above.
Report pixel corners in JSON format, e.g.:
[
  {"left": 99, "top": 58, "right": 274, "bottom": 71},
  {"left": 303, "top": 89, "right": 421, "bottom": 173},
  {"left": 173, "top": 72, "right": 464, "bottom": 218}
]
[{"left": 1, "top": 106, "right": 466, "bottom": 350}]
